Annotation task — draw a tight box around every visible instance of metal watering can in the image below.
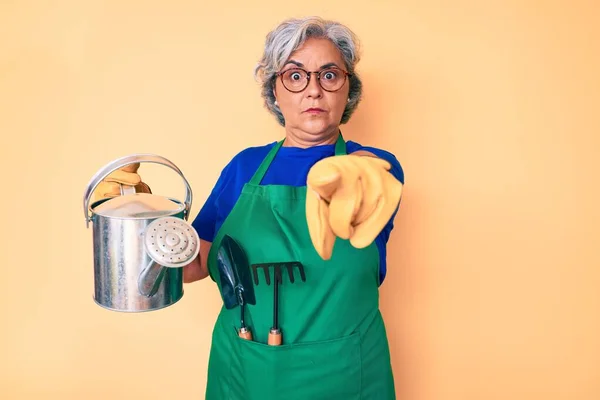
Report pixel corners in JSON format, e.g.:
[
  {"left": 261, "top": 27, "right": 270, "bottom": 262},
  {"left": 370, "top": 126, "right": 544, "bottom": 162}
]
[{"left": 83, "top": 154, "right": 200, "bottom": 312}]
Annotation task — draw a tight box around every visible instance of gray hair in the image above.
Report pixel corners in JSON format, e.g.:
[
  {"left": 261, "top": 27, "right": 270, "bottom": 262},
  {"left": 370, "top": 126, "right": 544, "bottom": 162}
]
[{"left": 254, "top": 16, "right": 363, "bottom": 127}]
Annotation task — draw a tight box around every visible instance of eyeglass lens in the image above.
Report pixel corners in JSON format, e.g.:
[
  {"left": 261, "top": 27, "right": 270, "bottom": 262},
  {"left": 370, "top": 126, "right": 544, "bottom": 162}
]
[{"left": 281, "top": 68, "right": 346, "bottom": 92}]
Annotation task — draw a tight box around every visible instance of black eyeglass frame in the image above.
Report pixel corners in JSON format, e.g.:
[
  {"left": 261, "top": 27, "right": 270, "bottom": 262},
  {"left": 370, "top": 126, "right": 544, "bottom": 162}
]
[{"left": 275, "top": 66, "right": 352, "bottom": 93}]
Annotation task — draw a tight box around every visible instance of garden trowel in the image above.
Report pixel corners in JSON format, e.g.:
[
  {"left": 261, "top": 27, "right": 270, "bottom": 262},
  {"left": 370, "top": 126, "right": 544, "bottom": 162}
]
[{"left": 216, "top": 234, "right": 256, "bottom": 340}]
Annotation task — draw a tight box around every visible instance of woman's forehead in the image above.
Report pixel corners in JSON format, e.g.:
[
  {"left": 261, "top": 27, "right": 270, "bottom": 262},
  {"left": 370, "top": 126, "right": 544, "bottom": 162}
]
[{"left": 286, "top": 38, "right": 344, "bottom": 67}]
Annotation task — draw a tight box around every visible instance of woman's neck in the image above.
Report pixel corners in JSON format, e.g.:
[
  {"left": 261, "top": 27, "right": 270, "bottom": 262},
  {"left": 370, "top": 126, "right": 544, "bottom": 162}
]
[{"left": 282, "top": 128, "right": 339, "bottom": 148}]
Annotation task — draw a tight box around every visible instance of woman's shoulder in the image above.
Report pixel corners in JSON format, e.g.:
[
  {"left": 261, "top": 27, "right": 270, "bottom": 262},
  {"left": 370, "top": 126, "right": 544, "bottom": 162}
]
[
  {"left": 346, "top": 140, "right": 399, "bottom": 159},
  {"left": 214, "top": 141, "right": 278, "bottom": 186},
  {"left": 227, "top": 141, "right": 278, "bottom": 166},
  {"left": 346, "top": 140, "right": 404, "bottom": 184}
]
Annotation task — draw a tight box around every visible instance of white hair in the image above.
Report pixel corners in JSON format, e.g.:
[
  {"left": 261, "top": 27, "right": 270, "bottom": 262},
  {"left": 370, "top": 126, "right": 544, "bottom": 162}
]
[{"left": 254, "top": 16, "right": 363, "bottom": 126}]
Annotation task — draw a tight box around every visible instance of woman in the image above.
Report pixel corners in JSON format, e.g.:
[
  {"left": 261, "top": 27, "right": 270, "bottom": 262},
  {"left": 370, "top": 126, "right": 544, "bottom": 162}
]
[{"left": 96, "top": 16, "right": 404, "bottom": 400}]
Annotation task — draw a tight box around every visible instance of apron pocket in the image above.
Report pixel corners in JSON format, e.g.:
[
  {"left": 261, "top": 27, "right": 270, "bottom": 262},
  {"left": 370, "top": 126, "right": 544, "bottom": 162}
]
[{"left": 232, "top": 332, "right": 362, "bottom": 400}]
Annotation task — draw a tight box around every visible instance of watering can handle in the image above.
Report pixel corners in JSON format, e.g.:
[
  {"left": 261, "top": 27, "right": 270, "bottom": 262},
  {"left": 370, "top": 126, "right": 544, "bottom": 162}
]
[{"left": 83, "top": 154, "right": 194, "bottom": 227}]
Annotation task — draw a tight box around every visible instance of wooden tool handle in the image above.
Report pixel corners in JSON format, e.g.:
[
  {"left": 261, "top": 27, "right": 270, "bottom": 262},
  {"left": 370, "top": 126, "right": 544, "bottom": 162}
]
[
  {"left": 239, "top": 327, "right": 253, "bottom": 341},
  {"left": 268, "top": 328, "right": 282, "bottom": 346}
]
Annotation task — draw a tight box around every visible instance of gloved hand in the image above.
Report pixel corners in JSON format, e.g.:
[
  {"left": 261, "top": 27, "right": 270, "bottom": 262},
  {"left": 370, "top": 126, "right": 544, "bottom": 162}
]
[
  {"left": 91, "top": 163, "right": 152, "bottom": 204},
  {"left": 305, "top": 154, "right": 403, "bottom": 260}
]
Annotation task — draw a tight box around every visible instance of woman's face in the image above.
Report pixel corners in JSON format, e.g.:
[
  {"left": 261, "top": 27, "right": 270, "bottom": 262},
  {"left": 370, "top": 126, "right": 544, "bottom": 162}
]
[{"left": 274, "top": 37, "right": 350, "bottom": 146}]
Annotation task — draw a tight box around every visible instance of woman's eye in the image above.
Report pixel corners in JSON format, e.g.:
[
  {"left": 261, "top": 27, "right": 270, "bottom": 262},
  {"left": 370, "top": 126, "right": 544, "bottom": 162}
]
[
  {"left": 291, "top": 72, "right": 302, "bottom": 80},
  {"left": 323, "top": 71, "right": 337, "bottom": 80}
]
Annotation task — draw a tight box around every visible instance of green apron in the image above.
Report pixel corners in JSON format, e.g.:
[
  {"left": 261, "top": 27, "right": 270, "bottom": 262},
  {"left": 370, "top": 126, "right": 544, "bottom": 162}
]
[{"left": 205, "top": 134, "right": 396, "bottom": 400}]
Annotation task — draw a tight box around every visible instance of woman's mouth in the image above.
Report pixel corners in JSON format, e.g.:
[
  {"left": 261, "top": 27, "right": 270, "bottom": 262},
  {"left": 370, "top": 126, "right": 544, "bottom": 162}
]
[{"left": 304, "top": 108, "right": 325, "bottom": 114}]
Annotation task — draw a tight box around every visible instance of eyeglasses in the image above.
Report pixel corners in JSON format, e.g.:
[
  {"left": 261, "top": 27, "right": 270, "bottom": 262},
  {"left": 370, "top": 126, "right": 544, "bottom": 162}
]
[{"left": 276, "top": 67, "right": 351, "bottom": 93}]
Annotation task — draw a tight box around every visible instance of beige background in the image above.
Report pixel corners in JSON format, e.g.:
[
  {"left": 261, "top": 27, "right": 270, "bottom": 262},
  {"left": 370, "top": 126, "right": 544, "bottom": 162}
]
[{"left": 1, "top": 1, "right": 599, "bottom": 399}]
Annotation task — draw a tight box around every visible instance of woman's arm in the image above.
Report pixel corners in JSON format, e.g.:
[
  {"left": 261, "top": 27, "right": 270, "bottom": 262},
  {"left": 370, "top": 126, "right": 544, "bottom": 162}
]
[
  {"left": 183, "top": 238, "right": 212, "bottom": 283},
  {"left": 349, "top": 150, "right": 378, "bottom": 158}
]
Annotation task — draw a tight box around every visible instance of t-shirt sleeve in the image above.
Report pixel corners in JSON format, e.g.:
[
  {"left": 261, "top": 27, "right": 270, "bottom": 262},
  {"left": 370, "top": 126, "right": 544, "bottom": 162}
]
[
  {"left": 357, "top": 146, "right": 405, "bottom": 185},
  {"left": 191, "top": 163, "right": 231, "bottom": 242},
  {"left": 356, "top": 144, "right": 405, "bottom": 227}
]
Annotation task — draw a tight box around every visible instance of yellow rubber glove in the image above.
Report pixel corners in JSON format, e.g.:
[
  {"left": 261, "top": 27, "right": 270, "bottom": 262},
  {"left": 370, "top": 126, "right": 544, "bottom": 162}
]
[
  {"left": 306, "top": 154, "right": 403, "bottom": 260},
  {"left": 92, "top": 163, "right": 152, "bottom": 204}
]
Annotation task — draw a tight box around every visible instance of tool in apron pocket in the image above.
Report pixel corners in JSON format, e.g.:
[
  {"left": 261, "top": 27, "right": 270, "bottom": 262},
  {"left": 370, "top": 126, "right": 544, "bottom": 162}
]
[
  {"left": 251, "top": 262, "right": 306, "bottom": 345},
  {"left": 216, "top": 234, "right": 256, "bottom": 340}
]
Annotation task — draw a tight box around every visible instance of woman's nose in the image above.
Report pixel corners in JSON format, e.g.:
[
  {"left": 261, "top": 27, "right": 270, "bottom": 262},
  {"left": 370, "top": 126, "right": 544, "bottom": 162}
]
[{"left": 305, "top": 73, "right": 323, "bottom": 98}]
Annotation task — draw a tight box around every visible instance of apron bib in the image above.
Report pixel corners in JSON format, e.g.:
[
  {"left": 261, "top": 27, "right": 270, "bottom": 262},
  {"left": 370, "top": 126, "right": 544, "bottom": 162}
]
[{"left": 205, "top": 134, "right": 396, "bottom": 400}]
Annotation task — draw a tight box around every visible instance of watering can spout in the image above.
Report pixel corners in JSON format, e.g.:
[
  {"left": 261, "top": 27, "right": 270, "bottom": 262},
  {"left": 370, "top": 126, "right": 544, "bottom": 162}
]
[{"left": 138, "top": 260, "right": 167, "bottom": 298}]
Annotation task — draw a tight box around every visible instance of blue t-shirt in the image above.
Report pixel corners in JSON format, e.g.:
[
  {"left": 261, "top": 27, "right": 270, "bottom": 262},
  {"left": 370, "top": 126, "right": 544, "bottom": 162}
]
[{"left": 191, "top": 140, "right": 404, "bottom": 284}]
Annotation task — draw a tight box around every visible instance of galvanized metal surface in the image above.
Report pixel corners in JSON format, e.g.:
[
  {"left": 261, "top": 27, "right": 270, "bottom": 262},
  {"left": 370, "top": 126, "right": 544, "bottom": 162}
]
[{"left": 84, "top": 154, "right": 196, "bottom": 313}]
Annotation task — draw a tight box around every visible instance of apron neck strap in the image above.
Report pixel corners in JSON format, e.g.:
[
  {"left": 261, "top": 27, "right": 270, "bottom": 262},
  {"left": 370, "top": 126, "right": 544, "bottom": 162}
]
[
  {"left": 249, "top": 132, "right": 347, "bottom": 185},
  {"left": 334, "top": 132, "right": 347, "bottom": 156}
]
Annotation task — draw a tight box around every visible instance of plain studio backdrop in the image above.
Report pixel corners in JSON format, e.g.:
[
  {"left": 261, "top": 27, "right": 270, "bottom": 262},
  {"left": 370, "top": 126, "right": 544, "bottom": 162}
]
[{"left": 0, "top": 1, "right": 598, "bottom": 399}]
